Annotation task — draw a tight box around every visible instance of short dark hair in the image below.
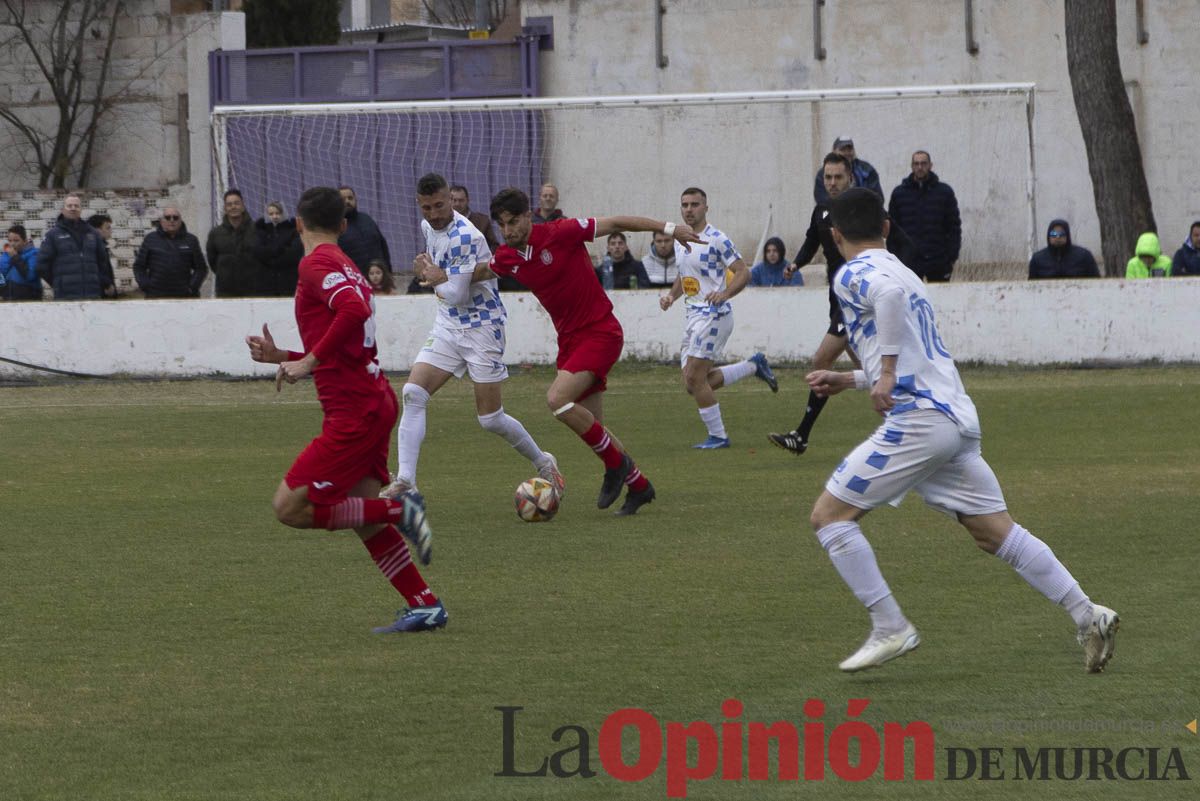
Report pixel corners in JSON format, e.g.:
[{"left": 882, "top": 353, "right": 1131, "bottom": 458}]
[
  {"left": 912, "top": 150, "right": 931, "bottom": 162},
  {"left": 681, "top": 186, "right": 707, "bottom": 200},
  {"left": 490, "top": 187, "right": 530, "bottom": 221},
  {"left": 607, "top": 232, "right": 627, "bottom": 243},
  {"left": 87, "top": 214, "right": 111, "bottom": 229},
  {"left": 449, "top": 184, "right": 468, "bottom": 197},
  {"left": 297, "top": 186, "right": 346, "bottom": 234},
  {"left": 338, "top": 185, "right": 354, "bottom": 194},
  {"left": 223, "top": 189, "right": 242, "bottom": 202},
  {"left": 417, "top": 173, "right": 448, "bottom": 196},
  {"left": 829, "top": 187, "right": 886, "bottom": 242},
  {"left": 1191, "top": 221, "right": 1200, "bottom": 234},
  {"left": 8, "top": 224, "right": 27, "bottom": 240},
  {"left": 822, "top": 152, "right": 852, "bottom": 171}
]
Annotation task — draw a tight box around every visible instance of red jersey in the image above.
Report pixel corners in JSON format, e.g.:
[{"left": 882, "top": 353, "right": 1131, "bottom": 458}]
[
  {"left": 490, "top": 217, "right": 616, "bottom": 335},
  {"left": 294, "top": 243, "right": 385, "bottom": 416}
]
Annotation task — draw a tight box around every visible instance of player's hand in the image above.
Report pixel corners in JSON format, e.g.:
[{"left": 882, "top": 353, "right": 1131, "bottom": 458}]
[
  {"left": 870, "top": 371, "right": 897, "bottom": 416},
  {"left": 275, "top": 354, "right": 316, "bottom": 391},
  {"left": 246, "top": 323, "right": 285, "bottom": 364},
  {"left": 414, "top": 253, "right": 446, "bottom": 287},
  {"left": 659, "top": 293, "right": 675, "bottom": 311},
  {"left": 806, "top": 370, "right": 853, "bottom": 398},
  {"left": 783, "top": 264, "right": 798, "bottom": 279},
  {"left": 704, "top": 289, "right": 730, "bottom": 305},
  {"left": 672, "top": 224, "right": 706, "bottom": 253}
]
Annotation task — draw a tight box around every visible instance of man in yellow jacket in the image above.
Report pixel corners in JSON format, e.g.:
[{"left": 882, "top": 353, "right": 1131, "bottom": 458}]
[{"left": 1126, "top": 232, "right": 1173, "bottom": 278}]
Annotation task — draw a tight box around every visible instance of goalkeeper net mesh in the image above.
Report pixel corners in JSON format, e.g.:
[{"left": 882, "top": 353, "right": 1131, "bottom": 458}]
[{"left": 213, "top": 84, "right": 1035, "bottom": 279}]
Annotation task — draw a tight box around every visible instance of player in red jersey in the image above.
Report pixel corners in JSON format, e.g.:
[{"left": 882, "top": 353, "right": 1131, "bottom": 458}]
[
  {"left": 416, "top": 187, "right": 703, "bottom": 515},
  {"left": 245, "top": 186, "right": 446, "bottom": 634}
]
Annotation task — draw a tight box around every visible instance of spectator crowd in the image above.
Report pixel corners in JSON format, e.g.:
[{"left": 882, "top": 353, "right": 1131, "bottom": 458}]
[{"left": 3, "top": 142, "right": 1196, "bottom": 302}]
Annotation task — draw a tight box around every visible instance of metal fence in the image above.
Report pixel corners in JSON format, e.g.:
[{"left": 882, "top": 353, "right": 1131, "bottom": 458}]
[{"left": 209, "top": 37, "right": 541, "bottom": 106}]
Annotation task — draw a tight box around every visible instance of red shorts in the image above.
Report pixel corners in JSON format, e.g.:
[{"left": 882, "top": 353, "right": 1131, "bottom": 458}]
[
  {"left": 285, "top": 383, "right": 398, "bottom": 505},
  {"left": 556, "top": 317, "right": 624, "bottom": 401}
]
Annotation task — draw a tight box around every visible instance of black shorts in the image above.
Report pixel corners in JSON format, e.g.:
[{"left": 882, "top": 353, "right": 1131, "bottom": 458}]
[{"left": 826, "top": 284, "right": 847, "bottom": 337}]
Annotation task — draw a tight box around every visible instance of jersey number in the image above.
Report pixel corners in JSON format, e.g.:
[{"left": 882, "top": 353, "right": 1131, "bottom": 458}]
[{"left": 909, "top": 294, "right": 951, "bottom": 360}]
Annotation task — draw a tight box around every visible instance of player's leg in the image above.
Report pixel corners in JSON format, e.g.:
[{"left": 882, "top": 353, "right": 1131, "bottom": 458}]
[
  {"left": 706, "top": 353, "right": 778, "bottom": 393},
  {"left": 284, "top": 394, "right": 434, "bottom": 565},
  {"left": 812, "top": 411, "right": 960, "bottom": 671},
  {"left": 548, "top": 369, "right": 653, "bottom": 514},
  {"left": 918, "top": 443, "right": 1118, "bottom": 672},
  {"left": 769, "top": 329, "right": 846, "bottom": 455},
  {"left": 382, "top": 357, "right": 455, "bottom": 498},
  {"left": 347, "top": 476, "right": 446, "bottom": 633},
  {"left": 682, "top": 355, "right": 731, "bottom": 449},
  {"left": 473, "top": 379, "right": 564, "bottom": 494}
]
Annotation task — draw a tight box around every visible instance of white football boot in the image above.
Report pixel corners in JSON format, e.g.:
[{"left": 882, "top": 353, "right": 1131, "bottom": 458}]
[
  {"left": 1078, "top": 604, "right": 1120, "bottom": 673},
  {"left": 839, "top": 623, "right": 921, "bottom": 672}
]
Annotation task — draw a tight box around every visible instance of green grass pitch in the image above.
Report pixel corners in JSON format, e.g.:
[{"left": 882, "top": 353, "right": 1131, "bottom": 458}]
[{"left": 1, "top": 365, "right": 1198, "bottom": 800}]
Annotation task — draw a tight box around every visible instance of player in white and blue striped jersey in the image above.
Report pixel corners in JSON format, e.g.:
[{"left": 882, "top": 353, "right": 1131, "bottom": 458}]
[
  {"left": 381, "top": 173, "right": 563, "bottom": 501},
  {"left": 804, "top": 188, "right": 1119, "bottom": 675},
  {"left": 659, "top": 187, "right": 777, "bottom": 449}
]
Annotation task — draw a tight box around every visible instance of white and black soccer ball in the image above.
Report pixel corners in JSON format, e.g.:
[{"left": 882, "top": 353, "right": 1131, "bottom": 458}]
[{"left": 514, "top": 477, "right": 560, "bottom": 522}]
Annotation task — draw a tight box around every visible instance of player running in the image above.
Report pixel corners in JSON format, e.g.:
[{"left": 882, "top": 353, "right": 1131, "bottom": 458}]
[
  {"left": 415, "top": 187, "right": 703, "bottom": 516},
  {"left": 768, "top": 152, "right": 913, "bottom": 455},
  {"left": 380, "top": 173, "right": 563, "bottom": 501},
  {"left": 246, "top": 185, "right": 445, "bottom": 635},
  {"left": 658, "top": 186, "right": 778, "bottom": 449},
  {"left": 806, "top": 188, "right": 1118, "bottom": 673}
]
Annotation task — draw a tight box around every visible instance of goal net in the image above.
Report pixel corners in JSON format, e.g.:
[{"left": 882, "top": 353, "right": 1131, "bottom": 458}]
[{"left": 212, "top": 84, "right": 1035, "bottom": 280}]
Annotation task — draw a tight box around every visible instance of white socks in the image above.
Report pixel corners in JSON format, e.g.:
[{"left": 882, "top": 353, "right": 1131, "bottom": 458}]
[
  {"left": 698, "top": 403, "right": 727, "bottom": 439},
  {"left": 816, "top": 521, "right": 908, "bottom": 635},
  {"left": 477, "top": 407, "right": 547, "bottom": 468},
  {"left": 995, "top": 523, "right": 1092, "bottom": 628},
  {"left": 395, "top": 383, "right": 430, "bottom": 485},
  {"left": 719, "top": 360, "right": 756, "bottom": 386}
]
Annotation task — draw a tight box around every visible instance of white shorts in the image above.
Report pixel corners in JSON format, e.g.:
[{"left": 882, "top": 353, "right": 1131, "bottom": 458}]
[
  {"left": 680, "top": 308, "right": 734, "bottom": 366},
  {"left": 413, "top": 324, "right": 509, "bottom": 383},
  {"left": 825, "top": 409, "right": 1008, "bottom": 518}
]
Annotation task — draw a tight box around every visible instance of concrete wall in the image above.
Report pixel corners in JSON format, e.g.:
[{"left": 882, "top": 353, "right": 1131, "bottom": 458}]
[
  {"left": 2, "top": 279, "right": 1196, "bottom": 378},
  {"left": 523, "top": 0, "right": 1200, "bottom": 274}
]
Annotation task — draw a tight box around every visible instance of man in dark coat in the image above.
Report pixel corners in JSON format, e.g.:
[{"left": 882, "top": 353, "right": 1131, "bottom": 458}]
[
  {"left": 813, "top": 136, "right": 882, "bottom": 204},
  {"left": 37, "top": 194, "right": 115, "bottom": 300},
  {"left": 1171, "top": 222, "right": 1200, "bottom": 277},
  {"left": 1028, "top": 219, "right": 1099, "bottom": 280},
  {"left": 337, "top": 185, "right": 391, "bottom": 272},
  {"left": 888, "top": 150, "right": 962, "bottom": 282},
  {"left": 134, "top": 205, "right": 208, "bottom": 298},
  {"left": 206, "top": 189, "right": 263, "bottom": 297}
]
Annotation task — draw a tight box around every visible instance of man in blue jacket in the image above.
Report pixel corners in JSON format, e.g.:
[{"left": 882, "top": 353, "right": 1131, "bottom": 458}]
[
  {"left": 1171, "top": 222, "right": 1200, "bottom": 277},
  {"left": 37, "top": 194, "right": 115, "bottom": 300},
  {"left": 888, "top": 151, "right": 961, "bottom": 282},
  {"left": 1028, "top": 219, "right": 1099, "bottom": 279},
  {"left": 2, "top": 225, "right": 43, "bottom": 300}
]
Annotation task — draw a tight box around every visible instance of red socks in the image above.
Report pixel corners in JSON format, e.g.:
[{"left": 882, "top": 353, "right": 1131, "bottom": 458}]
[
  {"left": 579, "top": 421, "right": 624, "bottom": 469},
  {"left": 362, "top": 525, "right": 436, "bottom": 608},
  {"left": 311, "top": 497, "right": 404, "bottom": 530},
  {"left": 579, "top": 421, "right": 650, "bottom": 492}
]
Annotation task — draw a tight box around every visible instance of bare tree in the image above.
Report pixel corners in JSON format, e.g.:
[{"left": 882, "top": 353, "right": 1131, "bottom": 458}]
[
  {"left": 421, "top": 0, "right": 508, "bottom": 30},
  {"left": 0, "top": 0, "right": 130, "bottom": 188},
  {"left": 1064, "top": 0, "right": 1155, "bottom": 275}
]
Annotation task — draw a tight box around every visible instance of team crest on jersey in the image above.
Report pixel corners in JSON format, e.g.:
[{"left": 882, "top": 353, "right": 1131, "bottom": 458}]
[
  {"left": 540, "top": 249, "right": 553, "bottom": 265},
  {"left": 576, "top": 218, "right": 588, "bottom": 228},
  {"left": 322, "top": 272, "right": 347, "bottom": 290},
  {"left": 682, "top": 276, "right": 701, "bottom": 296}
]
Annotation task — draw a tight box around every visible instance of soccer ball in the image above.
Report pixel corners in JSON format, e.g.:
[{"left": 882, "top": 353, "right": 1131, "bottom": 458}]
[{"left": 514, "top": 477, "right": 560, "bottom": 522}]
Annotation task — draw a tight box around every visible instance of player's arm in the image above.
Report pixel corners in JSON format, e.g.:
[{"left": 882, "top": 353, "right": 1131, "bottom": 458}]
[
  {"left": 659, "top": 274, "right": 684, "bottom": 310},
  {"left": 786, "top": 210, "right": 822, "bottom": 278},
  {"left": 414, "top": 252, "right": 476, "bottom": 307},
  {"left": 707, "top": 257, "right": 750, "bottom": 304},
  {"left": 868, "top": 279, "right": 906, "bottom": 414},
  {"left": 418, "top": 255, "right": 496, "bottom": 287},
  {"left": 277, "top": 281, "right": 371, "bottom": 390},
  {"left": 595, "top": 216, "right": 705, "bottom": 251}
]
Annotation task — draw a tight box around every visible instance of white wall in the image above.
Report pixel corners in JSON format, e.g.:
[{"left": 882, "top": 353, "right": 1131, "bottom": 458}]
[
  {"left": 3, "top": 280, "right": 1197, "bottom": 378},
  {"left": 523, "top": 0, "right": 1200, "bottom": 273}
]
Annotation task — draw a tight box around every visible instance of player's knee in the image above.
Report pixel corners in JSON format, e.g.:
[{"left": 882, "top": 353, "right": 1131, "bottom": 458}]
[
  {"left": 810, "top": 507, "right": 831, "bottom": 532},
  {"left": 402, "top": 382, "right": 430, "bottom": 409},
  {"left": 477, "top": 409, "right": 506, "bottom": 434},
  {"left": 546, "top": 388, "right": 571, "bottom": 413}
]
